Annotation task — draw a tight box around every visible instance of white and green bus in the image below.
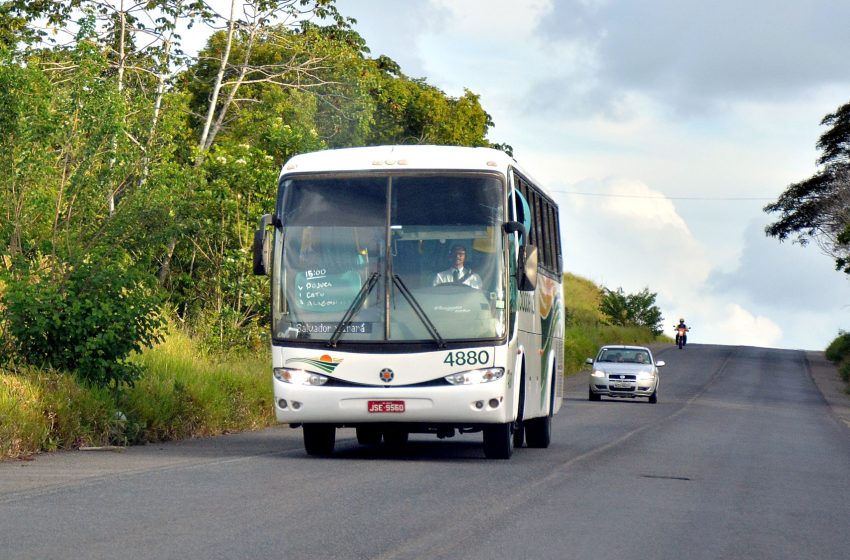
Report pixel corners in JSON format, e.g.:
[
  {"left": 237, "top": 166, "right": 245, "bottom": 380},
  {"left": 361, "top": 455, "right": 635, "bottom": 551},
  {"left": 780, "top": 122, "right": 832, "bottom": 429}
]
[{"left": 253, "top": 145, "right": 564, "bottom": 459}]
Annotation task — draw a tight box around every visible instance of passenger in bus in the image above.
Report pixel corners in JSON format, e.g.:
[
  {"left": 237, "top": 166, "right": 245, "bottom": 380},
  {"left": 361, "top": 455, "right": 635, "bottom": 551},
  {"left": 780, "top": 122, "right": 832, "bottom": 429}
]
[{"left": 433, "top": 244, "right": 482, "bottom": 289}]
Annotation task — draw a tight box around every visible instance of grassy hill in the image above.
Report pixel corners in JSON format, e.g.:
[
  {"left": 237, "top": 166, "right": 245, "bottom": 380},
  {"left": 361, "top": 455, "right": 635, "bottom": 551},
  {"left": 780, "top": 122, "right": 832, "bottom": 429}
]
[
  {"left": 2, "top": 272, "right": 665, "bottom": 460},
  {"left": 561, "top": 272, "right": 669, "bottom": 374}
]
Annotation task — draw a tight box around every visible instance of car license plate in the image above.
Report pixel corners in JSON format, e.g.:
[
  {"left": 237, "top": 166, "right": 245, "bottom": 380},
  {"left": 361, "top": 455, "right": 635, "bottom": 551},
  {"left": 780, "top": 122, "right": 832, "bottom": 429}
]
[
  {"left": 368, "top": 400, "right": 405, "bottom": 413},
  {"left": 613, "top": 382, "right": 631, "bottom": 388}
]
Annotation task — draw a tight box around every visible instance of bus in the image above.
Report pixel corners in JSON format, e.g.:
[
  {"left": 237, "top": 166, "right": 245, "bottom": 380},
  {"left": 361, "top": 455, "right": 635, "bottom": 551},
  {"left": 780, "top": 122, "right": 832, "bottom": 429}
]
[{"left": 253, "top": 145, "right": 564, "bottom": 459}]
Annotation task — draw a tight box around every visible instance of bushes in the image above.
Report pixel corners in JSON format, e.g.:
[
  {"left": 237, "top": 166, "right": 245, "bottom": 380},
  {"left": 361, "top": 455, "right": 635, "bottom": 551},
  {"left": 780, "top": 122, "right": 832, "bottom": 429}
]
[
  {"left": 2, "top": 254, "right": 165, "bottom": 387},
  {"left": 0, "top": 330, "right": 274, "bottom": 460},
  {"left": 825, "top": 331, "right": 850, "bottom": 386},
  {"left": 825, "top": 331, "right": 850, "bottom": 364}
]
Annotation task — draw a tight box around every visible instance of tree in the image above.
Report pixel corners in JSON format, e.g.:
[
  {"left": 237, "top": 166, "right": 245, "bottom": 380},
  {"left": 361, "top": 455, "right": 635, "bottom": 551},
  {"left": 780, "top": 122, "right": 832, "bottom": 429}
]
[
  {"left": 765, "top": 101, "right": 850, "bottom": 273},
  {"left": 365, "top": 57, "right": 493, "bottom": 147},
  {"left": 0, "top": 42, "right": 168, "bottom": 386},
  {"left": 599, "top": 287, "right": 664, "bottom": 336}
]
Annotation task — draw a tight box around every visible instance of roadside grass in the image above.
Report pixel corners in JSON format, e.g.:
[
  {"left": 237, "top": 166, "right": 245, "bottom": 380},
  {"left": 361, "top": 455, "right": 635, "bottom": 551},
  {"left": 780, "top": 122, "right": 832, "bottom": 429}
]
[
  {"left": 124, "top": 329, "right": 274, "bottom": 443},
  {"left": 563, "top": 272, "right": 604, "bottom": 325},
  {"left": 1, "top": 366, "right": 120, "bottom": 460},
  {"left": 1, "top": 329, "right": 273, "bottom": 461}
]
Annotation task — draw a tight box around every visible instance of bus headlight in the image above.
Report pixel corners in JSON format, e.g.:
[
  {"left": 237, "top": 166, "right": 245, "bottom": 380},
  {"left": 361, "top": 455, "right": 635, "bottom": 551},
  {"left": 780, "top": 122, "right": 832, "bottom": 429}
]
[
  {"left": 274, "top": 368, "right": 329, "bottom": 386},
  {"left": 445, "top": 368, "right": 504, "bottom": 385}
]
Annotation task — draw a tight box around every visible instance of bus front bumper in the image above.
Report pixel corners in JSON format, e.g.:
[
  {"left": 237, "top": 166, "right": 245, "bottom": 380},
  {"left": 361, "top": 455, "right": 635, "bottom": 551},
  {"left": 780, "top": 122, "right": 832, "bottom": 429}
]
[{"left": 273, "top": 376, "right": 512, "bottom": 425}]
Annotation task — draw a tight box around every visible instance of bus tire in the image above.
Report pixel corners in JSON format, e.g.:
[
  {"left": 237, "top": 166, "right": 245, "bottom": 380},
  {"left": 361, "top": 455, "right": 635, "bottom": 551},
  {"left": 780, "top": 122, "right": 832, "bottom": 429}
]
[
  {"left": 303, "top": 424, "right": 335, "bottom": 456},
  {"left": 524, "top": 415, "right": 551, "bottom": 448},
  {"left": 513, "top": 366, "right": 526, "bottom": 448},
  {"left": 356, "top": 426, "right": 382, "bottom": 445},
  {"left": 382, "top": 428, "right": 408, "bottom": 447},
  {"left": 483, "top": 422, "right": 514, "bottom": 459},
  {"left": 512, "top": 422, "right": 525, "bottom": 448}
]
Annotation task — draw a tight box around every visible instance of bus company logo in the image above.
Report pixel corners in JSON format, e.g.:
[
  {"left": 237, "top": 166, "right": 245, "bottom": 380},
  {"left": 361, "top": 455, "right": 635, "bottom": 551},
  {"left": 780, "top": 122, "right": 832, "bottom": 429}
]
[
  {"left": 285, "top": 354, "right": 342, "bottom": 374},
  {"left": 379, "top": 368, "right": 394, "bottom": 383}
]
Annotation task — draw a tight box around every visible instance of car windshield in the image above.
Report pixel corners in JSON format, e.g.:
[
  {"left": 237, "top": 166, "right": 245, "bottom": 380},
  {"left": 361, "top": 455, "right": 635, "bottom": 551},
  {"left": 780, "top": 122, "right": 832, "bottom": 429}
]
[
  {"left": 598, "top": 349, "right": 651, "bottom": 364},
  {"left": 271, "top": 173, "right": 506, "bottom": 344}
]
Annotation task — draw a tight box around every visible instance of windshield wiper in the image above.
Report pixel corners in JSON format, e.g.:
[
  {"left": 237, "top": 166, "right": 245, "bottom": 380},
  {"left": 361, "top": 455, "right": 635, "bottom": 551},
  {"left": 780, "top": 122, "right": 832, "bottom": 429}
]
[
  {"left": 327, "top": 272, "right": 380, "bottom": 348},
  {"left": 392, "top": 274, "right": 446, "bottom": 349}
]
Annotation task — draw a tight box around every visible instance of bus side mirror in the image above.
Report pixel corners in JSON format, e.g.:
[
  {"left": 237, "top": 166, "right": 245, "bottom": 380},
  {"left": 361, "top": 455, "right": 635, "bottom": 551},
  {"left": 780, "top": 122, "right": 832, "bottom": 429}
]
[
  {"left": 517, "top": 245, "right": 538, "bottom": 291},
  {"left": 503, "top": 221, "right": 536, "bottom": 291},
  {"left": 253, "top": 214, "right": 274, "bottom": 276},
  {"left": 502, "top": 221, "right": 526, "bottom": 242}
]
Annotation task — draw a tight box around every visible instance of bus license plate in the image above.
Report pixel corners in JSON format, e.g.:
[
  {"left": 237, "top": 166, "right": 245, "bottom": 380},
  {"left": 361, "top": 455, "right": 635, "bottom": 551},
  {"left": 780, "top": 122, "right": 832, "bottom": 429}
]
[{"left": 368, "top": 400, "right": 405, "bottom": 413}]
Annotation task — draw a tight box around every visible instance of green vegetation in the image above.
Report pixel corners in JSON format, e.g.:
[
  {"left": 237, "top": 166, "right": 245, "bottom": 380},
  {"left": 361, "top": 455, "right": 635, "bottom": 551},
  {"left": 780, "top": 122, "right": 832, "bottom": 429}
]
[
  {"left": 599, "top": 286, "right": 664, "bottom": 336},
  {"left": 765, "top": 101, "right": 850, "bottom": 275},
  {"left": 562, "top": 273, "right": 669, "bottom": 375},
  {"left": 825, "top": 331, "right": 850, "bottom": 393},
  {"left": 1, "top": 330, "right": 273, "bottom": 461}
]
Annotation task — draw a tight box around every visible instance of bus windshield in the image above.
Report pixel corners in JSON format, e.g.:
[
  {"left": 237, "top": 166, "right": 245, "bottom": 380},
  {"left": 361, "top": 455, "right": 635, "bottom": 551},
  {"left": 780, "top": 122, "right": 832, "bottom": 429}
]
[{"left": 273, "top": 173, "right": 506, "bottom": 344}]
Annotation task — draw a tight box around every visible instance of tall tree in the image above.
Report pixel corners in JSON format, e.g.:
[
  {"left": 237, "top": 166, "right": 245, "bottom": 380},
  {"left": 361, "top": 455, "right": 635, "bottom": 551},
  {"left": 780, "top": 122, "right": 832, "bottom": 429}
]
[
  {"left": 366, "top": 56, "right": 493, "bottom": 147},
  {"left": 599, "top": 287, "right": 664, "bottom": 336},
  {"left": 765, "top": 101, "right": 850, "bottom": 273},
  {"left": 191, "top": 0, "right": 351, "bottom": 166}
]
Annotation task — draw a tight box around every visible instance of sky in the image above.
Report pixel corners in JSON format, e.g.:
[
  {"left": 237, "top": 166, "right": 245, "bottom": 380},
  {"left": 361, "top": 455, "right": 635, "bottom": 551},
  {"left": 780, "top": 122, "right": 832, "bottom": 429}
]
[
  {"left": 321, "top": 0, "right": 850, "bottom": 351},
  {"left": 190, "top": 0, "right": 850, "bottom": 350}
]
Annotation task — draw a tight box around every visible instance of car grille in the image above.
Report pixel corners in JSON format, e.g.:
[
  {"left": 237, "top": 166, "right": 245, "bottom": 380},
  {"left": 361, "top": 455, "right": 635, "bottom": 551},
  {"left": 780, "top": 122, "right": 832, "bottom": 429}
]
[{"left": 607, "top": 373, "right": 636, "bottom": 392}]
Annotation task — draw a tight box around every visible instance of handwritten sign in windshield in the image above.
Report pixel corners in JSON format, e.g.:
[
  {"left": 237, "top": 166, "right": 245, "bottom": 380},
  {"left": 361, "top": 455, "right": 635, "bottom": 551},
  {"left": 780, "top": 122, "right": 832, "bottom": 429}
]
[{"left": 294, "top": 269, "right": 361, "bottom": 313}]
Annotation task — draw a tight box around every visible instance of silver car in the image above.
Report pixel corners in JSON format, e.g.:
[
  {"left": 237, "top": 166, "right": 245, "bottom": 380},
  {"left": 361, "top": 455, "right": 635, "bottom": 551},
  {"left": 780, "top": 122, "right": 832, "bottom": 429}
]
[{"left": 586, "top": 345, "right": 664, "bottom": 403}]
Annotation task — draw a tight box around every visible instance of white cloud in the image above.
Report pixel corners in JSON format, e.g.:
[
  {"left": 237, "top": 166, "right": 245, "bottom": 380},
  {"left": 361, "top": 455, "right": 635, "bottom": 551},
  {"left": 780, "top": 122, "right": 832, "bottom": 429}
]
[
  {"left": 429, "top": 0, "right": 552, "bottom": 36},
  {"left": 559, "top": 178, "right": 709, "bottom": 303},
  {"left": 605, "top": 180, "right": 690, "bottom": 233},
  {"left": 695, "top": 303, "right": 784, "bottom": 349}
]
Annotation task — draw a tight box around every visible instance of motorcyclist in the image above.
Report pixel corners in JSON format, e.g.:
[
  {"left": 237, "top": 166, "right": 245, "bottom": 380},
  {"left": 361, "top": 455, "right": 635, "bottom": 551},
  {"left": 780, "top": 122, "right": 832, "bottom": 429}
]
[{"left": 674, "top": 318, "right": 689, "bottom": 346}]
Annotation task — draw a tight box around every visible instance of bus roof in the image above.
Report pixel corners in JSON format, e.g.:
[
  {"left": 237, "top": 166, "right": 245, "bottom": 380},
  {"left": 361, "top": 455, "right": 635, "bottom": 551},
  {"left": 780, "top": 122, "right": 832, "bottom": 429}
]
[{"left": 279, "top": 145, "right": 548, "bottom": 196}]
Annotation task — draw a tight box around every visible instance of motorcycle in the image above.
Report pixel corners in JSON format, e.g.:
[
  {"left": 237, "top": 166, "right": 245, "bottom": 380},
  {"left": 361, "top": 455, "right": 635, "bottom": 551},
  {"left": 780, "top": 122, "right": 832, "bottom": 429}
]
[{"left": 674, "top": 325, "right": 689, "bottom": 349}]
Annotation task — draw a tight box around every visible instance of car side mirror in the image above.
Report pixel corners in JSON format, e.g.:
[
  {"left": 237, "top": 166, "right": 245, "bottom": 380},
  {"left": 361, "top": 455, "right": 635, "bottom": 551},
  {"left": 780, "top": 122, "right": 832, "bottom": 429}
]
[
  {"left": 585, "top": 358, "right": 594, "bottom": 365},
  {"left": 656, "top": 360, "right": 665, "bottom": 367}
]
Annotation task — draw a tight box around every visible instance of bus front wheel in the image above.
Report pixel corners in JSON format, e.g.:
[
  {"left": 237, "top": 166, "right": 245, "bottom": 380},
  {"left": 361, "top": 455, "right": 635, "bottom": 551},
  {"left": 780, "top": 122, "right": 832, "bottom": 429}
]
[
  {"left": 303, "top": 424, "right": 335, "bottom": 456},
  {"left": 524, "top": 415, "right": 551, "bottom": 448},
  {"left": 483, "top": 422, "right": 514, "bottom": 459}
]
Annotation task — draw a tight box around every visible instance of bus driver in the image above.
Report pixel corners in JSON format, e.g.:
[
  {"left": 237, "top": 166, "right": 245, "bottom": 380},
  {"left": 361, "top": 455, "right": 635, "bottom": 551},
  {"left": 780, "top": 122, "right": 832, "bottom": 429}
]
[{"left": 433, "top": 244, "right": 482, "bottom": 289}]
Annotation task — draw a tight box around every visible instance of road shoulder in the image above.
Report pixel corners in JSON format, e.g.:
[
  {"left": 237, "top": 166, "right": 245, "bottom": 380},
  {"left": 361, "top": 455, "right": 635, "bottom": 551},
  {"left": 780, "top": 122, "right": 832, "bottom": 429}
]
[{"left": 806, "top": 351, "right": 850, "bottom": 431}]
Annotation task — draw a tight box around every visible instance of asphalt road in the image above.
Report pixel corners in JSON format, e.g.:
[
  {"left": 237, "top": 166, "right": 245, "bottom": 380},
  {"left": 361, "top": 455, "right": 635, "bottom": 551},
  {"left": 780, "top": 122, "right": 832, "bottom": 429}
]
[{"left": 2, "top": 344, "right": 849, "bottom": 560}]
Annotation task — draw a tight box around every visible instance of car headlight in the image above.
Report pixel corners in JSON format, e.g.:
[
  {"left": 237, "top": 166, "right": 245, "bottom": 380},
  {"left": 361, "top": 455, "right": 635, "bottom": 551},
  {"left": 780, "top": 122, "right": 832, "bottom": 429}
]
[
  {"left": 591, "top": 369, "right": 606, "bottom": 378},
  {"left": 274, "top": 367, "right": 329, "bottom": 386},
  {"left": 637, "top": 371, "right": 656, "bottom": 381},
  {"left": 445, "top": 367, "right": 505, "bottom": 385}
]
